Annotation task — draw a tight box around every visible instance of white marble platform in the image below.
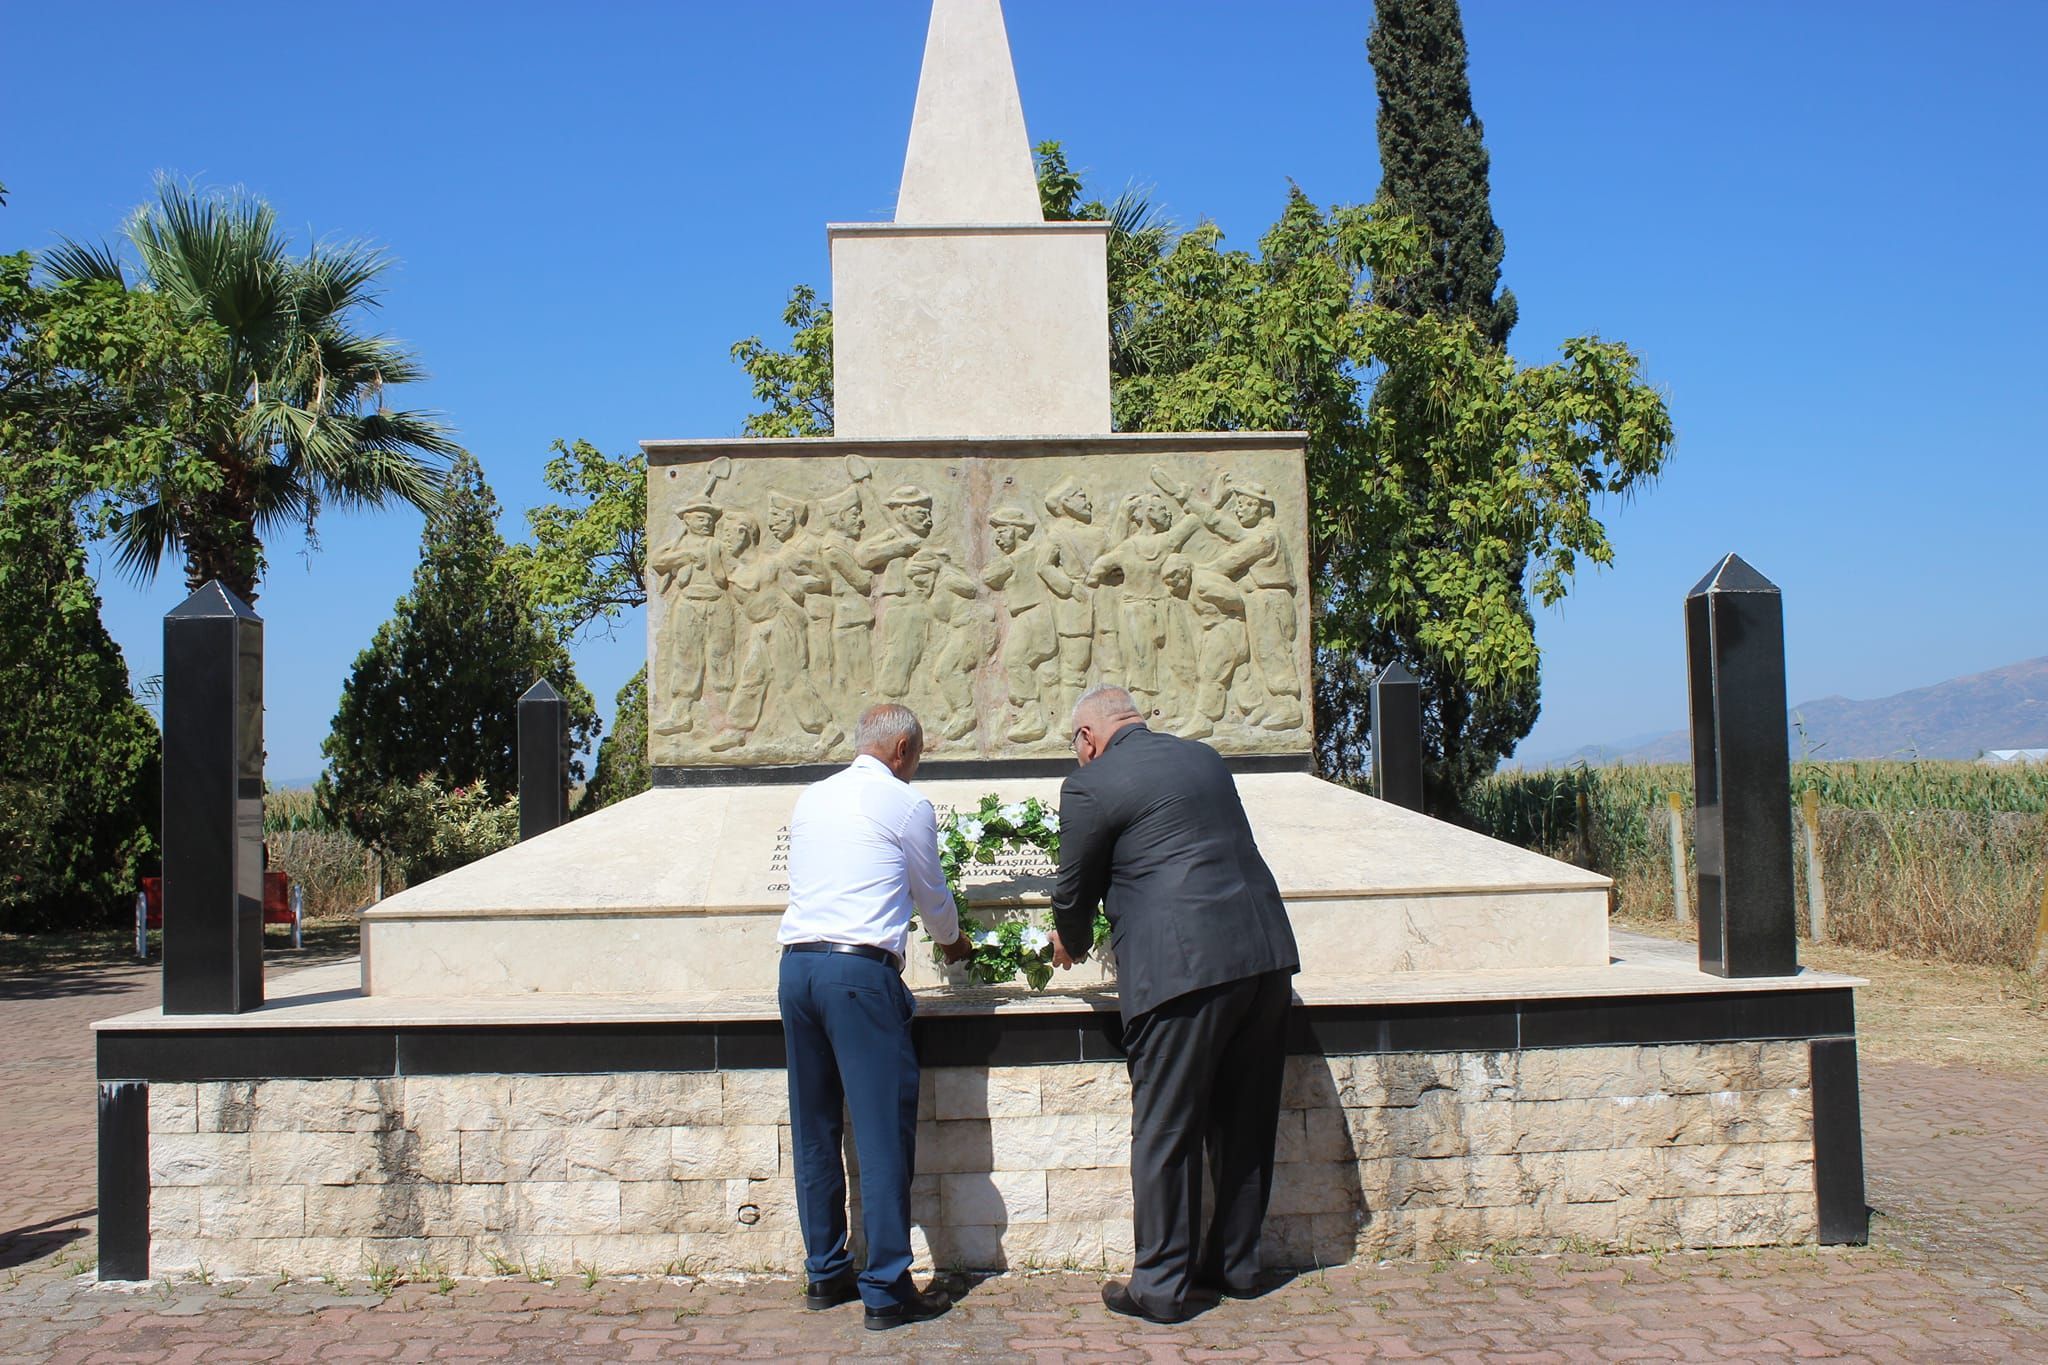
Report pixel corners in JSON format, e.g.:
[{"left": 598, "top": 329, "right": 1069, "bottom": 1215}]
[
  {"left": 356, "top": 774, "right": 1614, "bottom": 997},
  {"left": 96, "top": 931, "right": 1862, "bottom": 1033}
]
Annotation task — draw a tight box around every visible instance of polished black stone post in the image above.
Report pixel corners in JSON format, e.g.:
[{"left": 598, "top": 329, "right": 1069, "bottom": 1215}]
[
  {"left": 519, "top": 678, "right": 567, "bottom": 840},
  {"left": 96, "top": 1080, "right": 149, "bottom": 1280},
  {"left": 1371, "top": 662, "right": 1424, "bottom": 811},
  {"left": 161, "top": 582, "right": 264, "bottom": 1014},
  {"left": 1685, "top": 554, "right": 1798, "bottom": 978}
]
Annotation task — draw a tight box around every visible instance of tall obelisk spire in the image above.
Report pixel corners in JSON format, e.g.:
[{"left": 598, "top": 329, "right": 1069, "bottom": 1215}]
[
  {"left": 895, "top": 0, "right": 1042, "bottom": 223},
  {"left": 830, "top": 0, "right": 1110, "bottom": 438}
]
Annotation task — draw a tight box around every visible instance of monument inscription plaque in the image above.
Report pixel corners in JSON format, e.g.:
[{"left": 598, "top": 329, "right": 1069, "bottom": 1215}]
[{"left": 644, "top": 432, "right": 1312, "bottom": 768}]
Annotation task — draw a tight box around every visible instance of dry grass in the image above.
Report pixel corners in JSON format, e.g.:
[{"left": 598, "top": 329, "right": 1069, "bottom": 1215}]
[
  {"left": 1619, "top": 914, "right": 2048, "bottom": 1074},
  {"left": 1476, "top": 763, "right": 2048, "bottom": 970}
]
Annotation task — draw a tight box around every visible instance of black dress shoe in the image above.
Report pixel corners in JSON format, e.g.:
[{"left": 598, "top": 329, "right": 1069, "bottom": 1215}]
[
  {"left": 804, "top": 1269, "right": 859, "bottom": 1311},
  {"left": 864, "top": 1286, "right": 953, "bottom": 1331},
  {"left": 1194, "top": 1273, "right": 1266, "bottom": 1300},
  {"left": 1101, "top": 1280, "right": 1199, "bottom": 1324}
]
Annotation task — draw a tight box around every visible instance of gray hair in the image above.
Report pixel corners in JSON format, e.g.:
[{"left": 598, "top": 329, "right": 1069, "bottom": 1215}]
[
  {"left": 855, "top": 703, "right": 924, "bottom": 756},
  {"left": 1072, "top": 684, "right": 1141, "bottom": 730}
]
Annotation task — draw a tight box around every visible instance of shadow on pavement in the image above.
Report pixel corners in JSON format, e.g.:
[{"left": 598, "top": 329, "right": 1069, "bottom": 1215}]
[{"left": 0, "top": 1213, "right": 92, "bottom": 1270}]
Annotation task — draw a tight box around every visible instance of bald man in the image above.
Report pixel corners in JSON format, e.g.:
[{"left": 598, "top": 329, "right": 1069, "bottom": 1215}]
[{"left": 1049, "top": 686, "right": 1300, "bottom": 1323}]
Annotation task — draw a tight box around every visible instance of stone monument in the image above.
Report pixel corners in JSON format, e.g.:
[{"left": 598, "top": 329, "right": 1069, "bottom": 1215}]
[{"left": 98, "top": 0, "right": 1862, "bottom": 1285}]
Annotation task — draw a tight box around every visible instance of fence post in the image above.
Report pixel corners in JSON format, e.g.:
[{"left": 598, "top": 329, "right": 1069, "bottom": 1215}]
[
  {"left": 1685, "top": 553, "right": 1799, "bottom": 978},
  {"left": 1800, "top": 787, "right": 1829, "bottom": 943},
  {"left": 2031, "top": 821, "right": 2048, "bottom": 980},
  {"left": 1667, "top": 791, "right": 1690, "bottom": 923}
]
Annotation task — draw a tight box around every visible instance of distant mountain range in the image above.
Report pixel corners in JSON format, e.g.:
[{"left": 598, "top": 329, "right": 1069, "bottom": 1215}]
[{"left": 1530, "top": 654, "right": 2048, "bottom": 767}]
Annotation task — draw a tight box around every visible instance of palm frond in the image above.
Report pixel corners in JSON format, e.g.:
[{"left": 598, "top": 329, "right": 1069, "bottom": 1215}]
[
  {"left": 107, "top": 499, "right": 181, "bottom": 583},
  {"left": 42, "top": 238, "right": 127, "bottom": 285}
]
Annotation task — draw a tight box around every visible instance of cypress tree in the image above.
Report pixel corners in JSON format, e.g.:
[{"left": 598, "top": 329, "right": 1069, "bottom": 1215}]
[
  {"left": 1369, "top": 0, "right": 1517, "bottom": 349},
  {"left": 1364, "top": 0, "right": 1543, "bottom": 812},
  {"left": 319, "top": 451, "right": 598, "bottom": 856}
]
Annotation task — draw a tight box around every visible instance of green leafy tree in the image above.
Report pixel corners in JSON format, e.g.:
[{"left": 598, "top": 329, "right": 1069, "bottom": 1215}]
[
  {"left": 1368, "top": 0, "right": 1516, "bottom": 349},
  {"left": 582, "top": 667, "right": 650, "bottom": 811},
  {"left": 731, "top": 285, "right": 834, "bottom": 437},
  {"left": 319, "top": 452, "right": 598, "bottom": 864},
  {"left": 45, "top": 178, "right": 459, "bottom": 603},
  {"left": 506, "top": 439, "right": 646, "bottom": 640},
  {"left": 504, "top": 438, "right": 652, "bottom": 809},
  {"left": 0, "top": 254, "right": 175, "bottom": 928}
]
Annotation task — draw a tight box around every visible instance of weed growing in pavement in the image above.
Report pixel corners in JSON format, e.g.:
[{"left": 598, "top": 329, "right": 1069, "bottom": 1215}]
[
  {"left": 364, "top": 1260, "right": 401, "bottom": 1295},
  {"left": 673, "top": 1306, "right": 701, "bottom": 1322},
  {"left": 189, "top": 1262, "right": 214, "bottom": 1286},
  {"left": 481, "top": 1250, "right": 521, "bottom": 1277},
  {"left": 576, "top": 1260, "right": 601, "bottom": 1289},
  {"left": 270, "top": 1272, "right": 291, "bottom": 1292},
  {"left": 434, "top": 1267, "right": 457, "bottom": 1295},
  {"left": 528, "top": 1259, "right": 556, "bottom": 1284},
  {"left": 1371, "top": 1298, "right": 1392, "bottom": 1317},
  {"left": 1486, "top": 1240, "right": 1526, "bottom": 1275}
]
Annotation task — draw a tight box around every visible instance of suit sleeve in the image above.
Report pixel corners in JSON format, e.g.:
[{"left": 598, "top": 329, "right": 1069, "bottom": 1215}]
[{"left": 1051, "top": 780, "right": 1110, "bottom": 959}]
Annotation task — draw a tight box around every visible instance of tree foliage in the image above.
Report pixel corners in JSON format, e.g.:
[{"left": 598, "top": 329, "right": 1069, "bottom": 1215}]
[
  {"left": 1368, "top": 0, "right": 1517, "bottom": 349},
  {"left": 45, "top": 178, "right": 459, "bottom": 603},
  {"left": 0, "top": 254, "right": 168, "bottom": 927},
  {"left": 505, "top": 438, "right": 647, "bottom": 641},
  {"left": 731, "top": 286, "right": 833, "bottom": 438},
  {"left": 583, "top": 665, "right": 650, "bottom": 811},
  {"left": 319, "top": 452, "right": 597, "bottom": 865}
]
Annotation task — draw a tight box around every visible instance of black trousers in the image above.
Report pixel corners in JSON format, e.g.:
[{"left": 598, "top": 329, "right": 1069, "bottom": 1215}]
[{"left": 1122, "top": 968, "right": 1292, "bottom": 1315}]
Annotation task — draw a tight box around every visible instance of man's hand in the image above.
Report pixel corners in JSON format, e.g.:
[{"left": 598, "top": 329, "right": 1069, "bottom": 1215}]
[
  {"left": 939, "top": 933, "right": 972, "bottom": 966},
  {"left": 1051, "top": 930, "right": 1078, "bottom": 971}
]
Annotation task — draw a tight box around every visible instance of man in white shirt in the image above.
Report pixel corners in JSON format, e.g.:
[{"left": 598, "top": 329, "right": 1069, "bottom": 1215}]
[{"left": 779, "top": 703, "right": 970, "bottom": 1330}]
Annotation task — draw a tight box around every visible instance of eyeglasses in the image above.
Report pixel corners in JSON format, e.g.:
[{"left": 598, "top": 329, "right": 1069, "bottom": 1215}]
[{"left": 1069, "top": 728, "right": 1086, "bottom": 754}]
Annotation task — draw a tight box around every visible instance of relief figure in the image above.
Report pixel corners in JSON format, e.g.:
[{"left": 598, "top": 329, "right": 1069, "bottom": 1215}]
[
  {"left": 766, "top": 492, "right": 834, "bottom": 687},
  {"left": 857, "top": 476, "right": 945, "bottom": 699},
  {"left": 716, "top": 509, "right": 841, "bottom": 752},
  {"left": 1195, "top": 475, "right": 1304, "bottom": 730},
  {"left": 816, "top": 485, "right": 876, "bottom": 694},
  {"left": 1040, "top": 476, "right": 1108, "bottom": 719},
  {"left": 908, "top": 549, "right": 986, "bottom": 742},
  {"left": 1162, "top": 553, "right": 1252, "bottom": 739},
  {"left": 1087, "top": 489, "right": 1203, "bottom": 713},
  {"left": 983, "top": 506, "right": 1068, "bottom": 743},
  {"left": 649, "top": 491, "right": 733, "bottom": 737}
]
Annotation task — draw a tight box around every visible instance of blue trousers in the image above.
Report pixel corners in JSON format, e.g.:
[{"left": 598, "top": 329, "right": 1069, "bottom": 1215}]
[{"left": 778, "top": 949, "right": 920, "bottom": 1309}]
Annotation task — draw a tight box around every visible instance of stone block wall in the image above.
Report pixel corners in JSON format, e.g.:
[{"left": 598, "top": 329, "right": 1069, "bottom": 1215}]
[{"left": 143, "top": 1041, "right": 1814, "bottom": 1279}]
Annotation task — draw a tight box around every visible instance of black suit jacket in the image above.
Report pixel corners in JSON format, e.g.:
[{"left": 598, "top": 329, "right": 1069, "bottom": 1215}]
[{"left": 1051, "top": 724, "right": 1300, "bottom": 1022}]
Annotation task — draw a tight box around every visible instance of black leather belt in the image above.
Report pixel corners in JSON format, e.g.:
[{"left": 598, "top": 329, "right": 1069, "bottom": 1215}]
[{"left": 783, "top": 941, "right": 903, "bottom": 972}]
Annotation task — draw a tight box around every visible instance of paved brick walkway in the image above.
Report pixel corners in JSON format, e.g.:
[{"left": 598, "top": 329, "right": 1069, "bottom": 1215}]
[{"left": 3, "top": 963, "right": 2044, "bottom": 1362}]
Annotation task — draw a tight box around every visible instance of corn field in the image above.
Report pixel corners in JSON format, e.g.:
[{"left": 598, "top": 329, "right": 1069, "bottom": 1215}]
[{"left": 1470, "top": 762, "right": 2048, "bottom": 970}]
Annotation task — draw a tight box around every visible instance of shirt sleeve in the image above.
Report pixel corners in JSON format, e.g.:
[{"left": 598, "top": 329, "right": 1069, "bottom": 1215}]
[
  {"left": 903, "top": 795, "right": 961, "bottom": 946},
  {"left": 1051, "top": 779, "right": 1110, "bottom": 961}
]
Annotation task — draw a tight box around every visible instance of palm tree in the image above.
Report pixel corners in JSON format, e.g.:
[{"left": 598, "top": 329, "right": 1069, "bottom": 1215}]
[{"left": 45, "top": 178, "right": 458, "bottom": 603}]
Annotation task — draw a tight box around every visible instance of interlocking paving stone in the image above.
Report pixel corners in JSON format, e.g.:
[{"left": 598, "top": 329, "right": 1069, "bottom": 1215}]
[{"left": 2, "top": 960, "right": 2044, "bottom": 1361}]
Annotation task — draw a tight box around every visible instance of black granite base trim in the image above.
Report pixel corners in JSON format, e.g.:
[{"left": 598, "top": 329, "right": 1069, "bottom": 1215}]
[
  {"left": 98, "top": 988, "right": 1859, "bottom": 1082},
  {"left": 652, "top": 752, "right": 1316, "bottom": 789},
  {"left": 96, "top": 1081, "right": 149, "bottom": 1282},
  {"left": 1810, "top": 1036, "right": 1869, "bottom": 1245},
  {"left": 99, "top": 1028, "right": 397, "bottom": 1083}
]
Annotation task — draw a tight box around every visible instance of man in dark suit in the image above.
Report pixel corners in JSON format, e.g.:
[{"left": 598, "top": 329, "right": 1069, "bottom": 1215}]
[{"left": 1049, "top": 685, "right": 1300, "bottom": 1323}]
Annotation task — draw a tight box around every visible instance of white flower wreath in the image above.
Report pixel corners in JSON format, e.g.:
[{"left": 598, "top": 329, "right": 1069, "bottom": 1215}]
[{"left": 931, "top": 794, "right": 1108, "bottom": 989}]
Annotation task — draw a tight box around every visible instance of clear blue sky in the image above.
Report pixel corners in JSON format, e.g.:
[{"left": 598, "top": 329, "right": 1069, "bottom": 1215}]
[{"left": 6, "top": 1, "right": 2043, "bottom": 780}]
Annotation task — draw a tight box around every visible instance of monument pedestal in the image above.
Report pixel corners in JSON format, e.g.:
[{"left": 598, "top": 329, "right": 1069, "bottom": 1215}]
[{"left": 357, "top": 772, "right": 1610, "bottom": 998}]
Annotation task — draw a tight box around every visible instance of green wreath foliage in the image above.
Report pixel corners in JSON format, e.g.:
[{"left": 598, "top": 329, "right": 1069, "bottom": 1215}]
[{"left": 932, "top": 794, "right": 1109, "bottom": 989}]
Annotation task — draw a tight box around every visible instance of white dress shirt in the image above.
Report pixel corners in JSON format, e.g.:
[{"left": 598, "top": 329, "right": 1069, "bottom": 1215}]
[{"left": 778, "top": 754, "right": 962, "bottom": 961}]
